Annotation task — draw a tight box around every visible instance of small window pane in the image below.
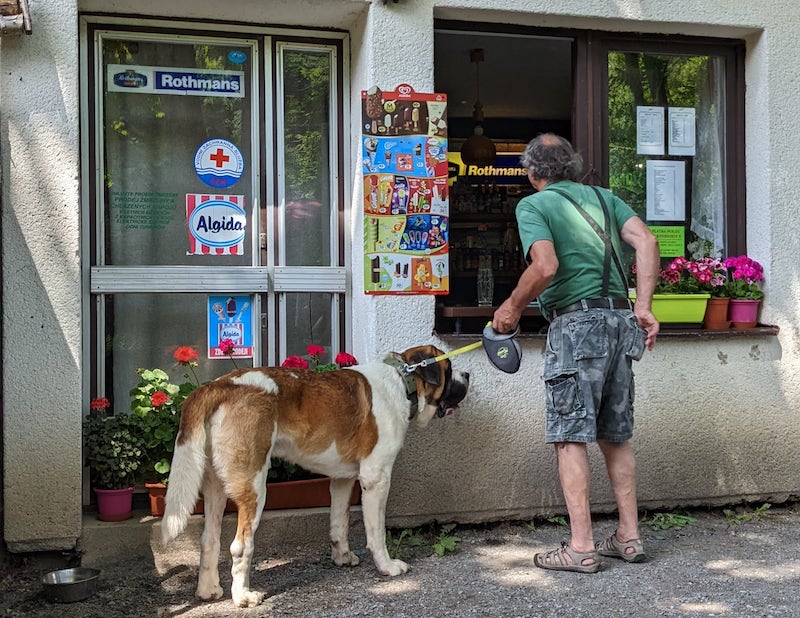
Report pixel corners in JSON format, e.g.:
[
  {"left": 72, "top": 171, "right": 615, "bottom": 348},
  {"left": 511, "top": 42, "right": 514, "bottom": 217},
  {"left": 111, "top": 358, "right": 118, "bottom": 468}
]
[
  {"left": 282, "top": 292, "right": 334, "bottom": 361},
  {"left": 281, "top": 48, "right": 333, "bottom": 267},
  {"left": 105, "top": 293, "right": 253, "bottom": 408},
  {"left": 102, "top": 39, "right": 254, "bottom": 266}
]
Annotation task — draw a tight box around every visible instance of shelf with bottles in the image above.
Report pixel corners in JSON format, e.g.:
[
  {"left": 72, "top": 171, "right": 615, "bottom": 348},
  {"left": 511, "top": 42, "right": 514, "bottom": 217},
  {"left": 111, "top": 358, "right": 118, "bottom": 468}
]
[
  {"left": 449, "top": 222, "right": 524, "bottom": 274},
  {"left": 449, "top": 179, "right": 529, "bottom": 217}
]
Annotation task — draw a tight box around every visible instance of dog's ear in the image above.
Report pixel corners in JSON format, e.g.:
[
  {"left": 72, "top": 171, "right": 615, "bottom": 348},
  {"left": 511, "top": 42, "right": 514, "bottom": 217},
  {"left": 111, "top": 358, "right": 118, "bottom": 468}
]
[{"left": 406, "top": 349, "right": 441, "bottom": 386}]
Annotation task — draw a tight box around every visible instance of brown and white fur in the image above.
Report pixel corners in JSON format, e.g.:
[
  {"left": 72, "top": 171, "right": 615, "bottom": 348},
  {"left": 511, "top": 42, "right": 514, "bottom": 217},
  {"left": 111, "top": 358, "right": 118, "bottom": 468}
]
[{"left": 161, "top": 345, "right": 469, "bottom": 608}]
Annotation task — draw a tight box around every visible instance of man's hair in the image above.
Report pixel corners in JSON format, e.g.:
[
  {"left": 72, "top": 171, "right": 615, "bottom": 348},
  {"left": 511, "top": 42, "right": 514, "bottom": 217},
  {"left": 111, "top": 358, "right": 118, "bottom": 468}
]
[{"left": 519, "top": 133, "right": 584, "bottom": 182}]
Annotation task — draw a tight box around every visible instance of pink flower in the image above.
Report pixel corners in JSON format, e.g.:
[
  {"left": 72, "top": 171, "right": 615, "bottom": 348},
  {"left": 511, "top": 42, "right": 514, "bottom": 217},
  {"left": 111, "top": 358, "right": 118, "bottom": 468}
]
[
  {"left": 281, "top": 356, "right": 309, "bottom": 369},
  {"left": 90, "top": 397, "right": 110, "bottom": 411},
  {"left": 150, "top": 391, "right": 169, "bottom": 407},
  {"left": 335, "top": 352, "right": 358, "bottom": 367},
  {"left": 219, "top": 339, "right": 235, "bottom": 355},
  {"left": 724, "top": 255, "right": 764, "bottom": 283}
]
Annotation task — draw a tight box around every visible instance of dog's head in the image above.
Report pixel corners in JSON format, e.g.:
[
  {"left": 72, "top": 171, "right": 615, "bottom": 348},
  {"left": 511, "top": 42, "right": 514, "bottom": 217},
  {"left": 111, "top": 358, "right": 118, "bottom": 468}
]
[{"left": 398, "top": 345, "right": 470, "bottom": 428}]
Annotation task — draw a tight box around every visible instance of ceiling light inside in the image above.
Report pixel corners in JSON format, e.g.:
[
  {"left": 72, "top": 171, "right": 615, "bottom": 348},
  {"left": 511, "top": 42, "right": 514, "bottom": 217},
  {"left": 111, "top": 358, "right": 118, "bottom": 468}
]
[{"left": 460, "top": 48, "right": 496, "bottom": 167}]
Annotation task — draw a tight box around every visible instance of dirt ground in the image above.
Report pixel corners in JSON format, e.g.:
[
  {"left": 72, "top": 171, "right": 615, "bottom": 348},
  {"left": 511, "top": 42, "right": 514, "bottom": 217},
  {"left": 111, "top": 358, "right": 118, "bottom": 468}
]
[{"left": 3, "top": 502, "right": 800, "bottom": 617}]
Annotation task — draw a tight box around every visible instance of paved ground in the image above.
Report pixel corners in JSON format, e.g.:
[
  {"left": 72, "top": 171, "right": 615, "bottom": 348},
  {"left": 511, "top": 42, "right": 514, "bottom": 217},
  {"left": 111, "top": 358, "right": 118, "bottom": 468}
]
[{"left": 2, "top": 501, "right": 799, "bottom": 617}]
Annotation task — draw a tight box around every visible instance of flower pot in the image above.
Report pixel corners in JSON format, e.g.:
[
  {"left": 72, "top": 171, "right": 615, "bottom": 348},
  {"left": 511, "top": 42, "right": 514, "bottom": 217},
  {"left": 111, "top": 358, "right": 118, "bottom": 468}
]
[
  {"left": 144, "top": 482, "right": 167, "bottom": 517},
  {"left": 635, "top": 293, "right": 710, "bottom": 326},
  {"left": 703, "top": 297, "right": 731, "bottom": 331},
  {"left": 728, "top": 299, "right": 761, "bottom": 329},
  {"left": 145, "top": 482, "right": 205, "bottom": 517},
  {"left": 264, "top": 477, "right": 360, "bottom": 510},
  {"left": 93, "top": 487, "right": 134, "bottom": 522}
]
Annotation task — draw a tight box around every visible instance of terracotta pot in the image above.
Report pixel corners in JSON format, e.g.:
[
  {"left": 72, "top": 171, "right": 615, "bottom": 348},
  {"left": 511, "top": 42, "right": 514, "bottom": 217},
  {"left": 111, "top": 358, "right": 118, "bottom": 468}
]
[
  {"left": 265, "top": 477, "right": 360, "bottom": 510},
  {"left": 93, "top": 487, "right": 134, "bottom": 522},
  {"left": 703, "top": 297, "right": 731, "bottom": 331},
  {"left": 145, "top": 482, "right": 204, "bottom": 517},
  {"left": 728, "top": 299, "right": 761, "bottom": 329},
  {"left": 146, "top": 478, "right": 361, "bottom": 516}
]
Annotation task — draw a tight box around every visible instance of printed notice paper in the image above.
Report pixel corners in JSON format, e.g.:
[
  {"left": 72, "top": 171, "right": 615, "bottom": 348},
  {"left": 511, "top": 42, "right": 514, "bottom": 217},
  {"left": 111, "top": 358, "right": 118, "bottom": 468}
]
[
  {"left": 636, "top": 106, "right": 665, "bottom": 155},
  {"left": 668, "top": 107, "right": 696, "bottom": 156},
  {"left": 646, "top": 160, "right": 686, "bottom": 222}
]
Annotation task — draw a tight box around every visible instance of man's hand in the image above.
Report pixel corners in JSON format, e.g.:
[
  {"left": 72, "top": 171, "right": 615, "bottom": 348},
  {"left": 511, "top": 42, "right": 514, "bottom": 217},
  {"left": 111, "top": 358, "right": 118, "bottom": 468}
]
[
  {"left": 493, "top": 299, "right": 523, "bottom": 335},
  {"left": 634, "top": 306, "right": 659, "bottom": 350}
]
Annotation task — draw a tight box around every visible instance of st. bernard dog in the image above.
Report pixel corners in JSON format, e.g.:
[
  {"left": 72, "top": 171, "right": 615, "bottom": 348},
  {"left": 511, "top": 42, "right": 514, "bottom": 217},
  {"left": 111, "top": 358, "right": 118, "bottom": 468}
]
[{"left": 161, "top": 345, "right": 469, "bottom": 608}]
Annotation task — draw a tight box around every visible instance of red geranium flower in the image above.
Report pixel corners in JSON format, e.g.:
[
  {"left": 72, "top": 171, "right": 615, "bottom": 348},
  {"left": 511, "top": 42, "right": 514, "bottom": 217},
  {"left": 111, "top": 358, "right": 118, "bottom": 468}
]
[
  {"left": 281, "top": 356, "right": 309, "bottom": 369},
  {"left": 173, "top": 346, "right": 199, "bottom": 365},
  {"left": 219, "top": 339, "right": 235, "bottom": 355},
  {"left": 150, "top": 391, "right": 169, "bottom": 408},
  {"left": 335, "top": 352, "right": 358, "bottom": 367},
  {"left": 90, "top": 397, "right": 110, "bottom": 411},
  {"left": 306, "top": 344, "right": 325, "bottom": 358}
]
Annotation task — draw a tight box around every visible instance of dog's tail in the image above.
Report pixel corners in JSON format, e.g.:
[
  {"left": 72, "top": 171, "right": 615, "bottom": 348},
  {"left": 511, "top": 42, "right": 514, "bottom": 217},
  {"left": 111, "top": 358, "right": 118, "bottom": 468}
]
[{"left": 161, "top": 387, "right": 211, "bottom": 545}]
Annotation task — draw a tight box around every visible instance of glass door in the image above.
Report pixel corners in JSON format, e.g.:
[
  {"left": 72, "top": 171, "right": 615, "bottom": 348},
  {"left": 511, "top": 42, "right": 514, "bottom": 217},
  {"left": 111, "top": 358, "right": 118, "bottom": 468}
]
[{"left": 85, "top": 23, "right": 347, "bottom": 408}]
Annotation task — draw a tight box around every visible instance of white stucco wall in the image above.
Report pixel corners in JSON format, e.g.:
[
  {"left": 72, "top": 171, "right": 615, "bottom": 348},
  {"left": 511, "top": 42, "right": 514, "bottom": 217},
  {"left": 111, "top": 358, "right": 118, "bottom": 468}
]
[
  {"left": 1, "top": 0, "right": 83, "bottom": 550},
  {"left": 2, "top": 0, "right": 800, "bottom": 551},
  {"left": 350, "top": 1, "right": 800, "bottom": 526}
]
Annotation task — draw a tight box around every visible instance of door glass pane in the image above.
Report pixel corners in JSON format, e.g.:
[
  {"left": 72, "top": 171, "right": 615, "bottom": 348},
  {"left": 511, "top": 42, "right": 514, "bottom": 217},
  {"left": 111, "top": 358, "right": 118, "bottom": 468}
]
[
  {"left": 282, "top": 292, "right": 335, "bottom": 361},
  {"left": 101, "top": 38, "right": 255, "bottom": 265},
  {"left": 106, "top": 293, "right": 253, "bottom": 409},
  {"left": 607, "top": 52, "right": 726, "bottom": 258},
  {"left": 280, "top": 47, "right": 333, "bottom": 266}
]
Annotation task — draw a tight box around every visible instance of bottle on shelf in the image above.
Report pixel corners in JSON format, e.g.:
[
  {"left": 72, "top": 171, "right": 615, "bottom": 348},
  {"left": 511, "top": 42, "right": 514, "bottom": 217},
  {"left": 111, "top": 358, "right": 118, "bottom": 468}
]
[{"left": 476, "top": 254, "right": 494, "bottom": 307}]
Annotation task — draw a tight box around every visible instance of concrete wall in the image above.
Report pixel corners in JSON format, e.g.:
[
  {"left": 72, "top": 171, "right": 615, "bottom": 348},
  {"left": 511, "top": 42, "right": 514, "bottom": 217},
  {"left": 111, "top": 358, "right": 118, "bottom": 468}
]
[{"left": 2, "top": 0, "right": 800, "bottom": 551}]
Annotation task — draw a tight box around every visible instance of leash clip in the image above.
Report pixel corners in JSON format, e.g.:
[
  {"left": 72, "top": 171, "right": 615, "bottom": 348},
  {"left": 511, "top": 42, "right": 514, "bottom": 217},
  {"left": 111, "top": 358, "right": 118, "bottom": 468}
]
[{"left": 402, "top": 359, "right": 431, "bottom": 374}]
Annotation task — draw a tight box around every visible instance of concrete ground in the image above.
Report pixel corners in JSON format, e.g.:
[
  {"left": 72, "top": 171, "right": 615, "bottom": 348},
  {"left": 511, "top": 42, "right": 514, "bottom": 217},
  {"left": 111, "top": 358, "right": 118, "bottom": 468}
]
[{"left": 2, "top": 501, "right": 800, "bottom": 617}]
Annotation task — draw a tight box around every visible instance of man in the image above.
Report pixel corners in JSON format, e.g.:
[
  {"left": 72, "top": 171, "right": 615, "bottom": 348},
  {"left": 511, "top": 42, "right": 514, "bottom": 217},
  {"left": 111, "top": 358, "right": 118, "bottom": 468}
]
[{"left": 492, "top": 134, "right": 660, "bottom": 573}]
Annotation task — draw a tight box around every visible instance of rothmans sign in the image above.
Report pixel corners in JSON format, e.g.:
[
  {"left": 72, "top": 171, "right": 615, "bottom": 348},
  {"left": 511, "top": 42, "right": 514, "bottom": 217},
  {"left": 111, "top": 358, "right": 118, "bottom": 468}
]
[
  {"left": 107, "top": 64, "right": 245, "bottom": 98},
  {"left": 448, "top": 153, "right": 527, "bottom": 184}
]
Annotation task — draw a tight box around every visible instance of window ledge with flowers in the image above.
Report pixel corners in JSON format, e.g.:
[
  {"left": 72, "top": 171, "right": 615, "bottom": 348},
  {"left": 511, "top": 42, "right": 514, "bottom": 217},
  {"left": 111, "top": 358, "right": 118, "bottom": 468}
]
[
  {"left": 630, "top": 254, "right": 777, "bottom": 338},
  {"left": 86, "top": 341, "right": 362, "bottom": 518}
]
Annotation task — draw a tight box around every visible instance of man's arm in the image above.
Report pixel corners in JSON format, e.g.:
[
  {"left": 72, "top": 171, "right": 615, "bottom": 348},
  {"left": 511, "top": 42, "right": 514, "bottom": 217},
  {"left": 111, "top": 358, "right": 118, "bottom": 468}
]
[
  {"left": 492, "top": 239, "right": 558, "bottom": 334},
  {"left": 620, "top": 216, "right": 660, "bottom": 349}
]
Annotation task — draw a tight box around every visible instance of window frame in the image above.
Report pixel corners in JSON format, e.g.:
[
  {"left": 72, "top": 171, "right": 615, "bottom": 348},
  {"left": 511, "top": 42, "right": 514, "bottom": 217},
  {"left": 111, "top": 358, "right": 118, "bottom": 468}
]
[{"left": 586, "top": 32, "right": 747, "bottom": 256}]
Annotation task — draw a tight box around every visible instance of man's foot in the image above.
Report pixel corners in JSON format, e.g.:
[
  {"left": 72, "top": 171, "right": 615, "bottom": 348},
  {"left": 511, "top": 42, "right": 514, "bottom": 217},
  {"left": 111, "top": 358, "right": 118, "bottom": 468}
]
[
  {"left": 533, "top": 541, "right": 601, "bottom": 573},
  {"left": 596, "top": 532, "right": 646, "bottom": 563}
]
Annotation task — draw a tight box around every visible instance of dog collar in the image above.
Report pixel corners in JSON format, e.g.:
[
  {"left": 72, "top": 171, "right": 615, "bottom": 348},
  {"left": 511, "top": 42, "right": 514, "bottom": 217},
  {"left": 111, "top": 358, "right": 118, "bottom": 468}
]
[{"left": 383, "top": 357, "right": 419, "bottom": 419}]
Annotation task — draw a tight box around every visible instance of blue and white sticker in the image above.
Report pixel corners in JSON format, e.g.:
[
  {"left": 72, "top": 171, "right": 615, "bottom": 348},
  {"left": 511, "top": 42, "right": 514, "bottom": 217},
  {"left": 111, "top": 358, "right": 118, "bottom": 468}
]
[
  {"left": 194, "top": 138, "right": 244, "bottom": 189},
  {"left": 228, "top": 50, "right": 247, "bottom": 64}
]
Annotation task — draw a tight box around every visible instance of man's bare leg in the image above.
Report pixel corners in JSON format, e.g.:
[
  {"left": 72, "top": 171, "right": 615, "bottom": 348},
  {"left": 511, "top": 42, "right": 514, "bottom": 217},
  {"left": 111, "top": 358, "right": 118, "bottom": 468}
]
[{"left": 598, "top": 439, "right": 641, "bottom": 547}]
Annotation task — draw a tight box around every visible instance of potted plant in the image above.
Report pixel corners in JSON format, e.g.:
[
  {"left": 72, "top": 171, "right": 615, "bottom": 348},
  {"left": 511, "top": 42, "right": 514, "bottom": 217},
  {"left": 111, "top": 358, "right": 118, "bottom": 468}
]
[
  {"left": 723, "top": 255, "right": 765, "bottom": 329},
  {"left": 83, "top": 397, "right": 145, "bottom": 521},
  {"left": 690, "top": 256, "right": 731, "bottom": 330},
  {"left": 130, "top": 346, "right": 200, "bottom": 516},
  {"left": 631, "top": 256, "right": 711, "bottom": 325}
]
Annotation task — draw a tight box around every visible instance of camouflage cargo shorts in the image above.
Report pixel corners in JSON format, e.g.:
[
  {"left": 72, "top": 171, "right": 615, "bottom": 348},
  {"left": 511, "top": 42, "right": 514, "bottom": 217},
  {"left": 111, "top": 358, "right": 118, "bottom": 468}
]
[{"left": 542, "top": 308, "right": 646, "bottom": 443}]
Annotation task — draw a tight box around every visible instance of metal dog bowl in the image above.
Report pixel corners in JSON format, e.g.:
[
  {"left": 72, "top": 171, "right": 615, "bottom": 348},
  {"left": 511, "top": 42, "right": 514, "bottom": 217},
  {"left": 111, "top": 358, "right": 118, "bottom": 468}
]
[{"left": 41, "top": 567, "right": 101, "bottom": 603}]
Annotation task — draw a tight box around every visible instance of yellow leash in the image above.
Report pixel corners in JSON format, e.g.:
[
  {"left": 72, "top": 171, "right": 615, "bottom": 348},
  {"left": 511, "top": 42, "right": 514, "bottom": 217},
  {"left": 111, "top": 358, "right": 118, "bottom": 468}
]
[
  {"left": 432, "top": 340, "right": 484, "bottom": 362},
  {"left": 403, "top": 322, "right": 522, "bottom": 375}
]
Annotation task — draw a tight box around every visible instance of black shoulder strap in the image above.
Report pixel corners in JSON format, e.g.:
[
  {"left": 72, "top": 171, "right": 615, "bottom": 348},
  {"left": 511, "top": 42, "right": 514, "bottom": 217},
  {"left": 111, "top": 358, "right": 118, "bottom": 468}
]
[{"left": 545, "top": 186, "right": 629, "bottom": 295}]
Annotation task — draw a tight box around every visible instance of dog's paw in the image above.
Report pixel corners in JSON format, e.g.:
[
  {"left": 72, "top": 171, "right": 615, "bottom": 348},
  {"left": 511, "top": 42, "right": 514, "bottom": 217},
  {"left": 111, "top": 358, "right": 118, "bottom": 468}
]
[
  {"left": 378, "top": 558, "right": 410, "bottom": 576},
  {"left": 233, "top": 589, "right": 265, "bottom": 608},
  {"left": 196, "top": 583, "right": 224, "bottom": 602},
  {"left": 332, "top": 550, "right": 360, "bottom": 567}
]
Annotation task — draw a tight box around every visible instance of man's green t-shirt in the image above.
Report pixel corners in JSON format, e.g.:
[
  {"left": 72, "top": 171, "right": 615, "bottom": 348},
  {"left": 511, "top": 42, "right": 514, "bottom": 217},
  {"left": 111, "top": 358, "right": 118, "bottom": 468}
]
[{"left": 515, "top": 180, "right": 637, "bottom": 316}]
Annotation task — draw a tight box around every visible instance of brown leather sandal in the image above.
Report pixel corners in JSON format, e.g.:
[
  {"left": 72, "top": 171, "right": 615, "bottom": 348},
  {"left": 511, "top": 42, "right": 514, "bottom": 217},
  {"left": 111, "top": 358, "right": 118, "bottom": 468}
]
[
  {"left": 533, "top": 541, "right": 601, "bottom": 573},
  {"left": 596, "top": 532, "right": 646, "bottom": 563}
]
